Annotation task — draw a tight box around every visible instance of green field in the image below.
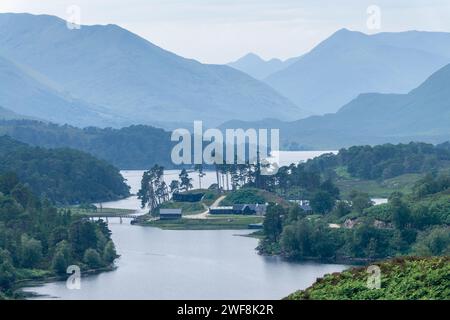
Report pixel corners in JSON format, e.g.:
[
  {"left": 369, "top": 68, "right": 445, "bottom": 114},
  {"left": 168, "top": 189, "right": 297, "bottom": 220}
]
[
  {"left": 142, "top": 215, "right": 264, "bottom": 230},
  {"left": 220, "top": 188, "right": 291, "bottom": 208},
  {"left": 152, "top": 190, "right": 221, "bottom": 215},
  {"left": 62, "top": 207, "right": 136, "bottom": 217},
  {"left": 336, "top": 173, "right": 422, "bottom": 199}
]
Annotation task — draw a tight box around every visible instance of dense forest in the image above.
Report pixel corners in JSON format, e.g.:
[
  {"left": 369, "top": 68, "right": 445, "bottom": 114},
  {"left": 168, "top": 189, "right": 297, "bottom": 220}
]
[
  {"left": 302, "top": 142, "right": 450, "bottom": 180},
  {"left": 260, "top": 173, "right": 450, "bottom": 262},
  {"left": 287, "top": 257, "right": 449, "bottom": 300},
  {"left": 0, "top": 120, "right": 174, "bottom": 169},
  {"left": 0, "top": 173, "right": 118, "bottom": 299},
  {"left": 0, "top": 136, "right": 129, "bottom": 204}
]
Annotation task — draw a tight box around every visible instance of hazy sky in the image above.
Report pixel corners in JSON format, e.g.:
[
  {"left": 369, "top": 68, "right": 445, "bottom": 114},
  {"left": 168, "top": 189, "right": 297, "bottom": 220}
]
[{"left": 1, "top": 0, "right": 450, "bottom": 64}]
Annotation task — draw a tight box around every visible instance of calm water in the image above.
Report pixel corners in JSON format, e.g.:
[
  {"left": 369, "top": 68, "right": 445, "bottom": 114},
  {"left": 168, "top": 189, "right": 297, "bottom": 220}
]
[
  {"left": 23, "top": 220, "right": 347, "bottom": 300},
  {"left": 23, "top": 151, "right": 349, "bottom": 300}
]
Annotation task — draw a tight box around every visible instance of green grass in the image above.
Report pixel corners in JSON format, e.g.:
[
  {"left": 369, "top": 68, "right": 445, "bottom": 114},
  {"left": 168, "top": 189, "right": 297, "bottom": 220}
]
[
  {"left": 15, "top": 269, "right": 53, "bottom": 281},
  {"left": 201, "top": 191, "right": 221, "bottom": 206},
  {"left": 336, "top": 173, "right": 422, "bottom": 199},
  {"left": 152, "top": 190, "right": 221, "bottom": 215},
  {"left": 220, "top": 188, "right": 291, "bottom": 207},
  {"left": 142, "top": 215, "right": 264, "bottom": 230},
  {"left": 63, "top": 207, "right": 135, "bottom": 217}
]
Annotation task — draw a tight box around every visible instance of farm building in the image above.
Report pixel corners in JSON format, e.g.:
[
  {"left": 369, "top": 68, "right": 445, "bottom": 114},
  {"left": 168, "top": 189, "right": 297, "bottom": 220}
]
[
  {"left": 233, "top": 204, "right": 267, "bottom": 215},
  {"left": 209, "top": 206, "right": 234, "bottom": 215},
  {"left": 209, "top": 204, "right": 267, "bottom": 215},
  {"left": 172, "top": 192, "right": 204, "bottom": 202},
  {"left": 159, "top": 208, "right": 182, "bottom": 220}
]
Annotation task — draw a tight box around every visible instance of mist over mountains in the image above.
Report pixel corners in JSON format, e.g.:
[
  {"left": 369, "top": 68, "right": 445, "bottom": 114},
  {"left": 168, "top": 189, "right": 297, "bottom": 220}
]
[
  {"left": 0, "top": 54, "right": 120, "bottom": 127},
  {"left": 228, "top": 53, "right": 301, "bottom": 80},
  {"left": 222, "top": 62, "right": 450, "bottom": 149},
  {"left": 1, "top": 12, "right": 450, "bottom": 150},
  {"left": 0, "top": 13, "right": 305, "bottom": 128},
  {"left": 264, "top": 29, "right": 450, "bottom": 115}
]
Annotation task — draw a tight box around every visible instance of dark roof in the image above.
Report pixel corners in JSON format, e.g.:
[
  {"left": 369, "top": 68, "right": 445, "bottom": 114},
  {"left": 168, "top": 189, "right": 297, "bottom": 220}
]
[
  {"left": 233, "top": 204, "right": 267, "bottom": 211},
  {"left": 160, "top": 208, "right": 182, "bottom": 214}
]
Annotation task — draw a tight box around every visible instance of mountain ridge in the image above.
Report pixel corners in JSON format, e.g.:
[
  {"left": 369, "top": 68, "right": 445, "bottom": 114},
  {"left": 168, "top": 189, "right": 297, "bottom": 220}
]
[
  {"left": 228, "top": 52, "right": 301, "bottom": 80},
  {"left": 0, "top": 13, "right": 307, "bottom": 127},
  {"left": 264, "top": 29, "right": 450, "bottom": 115},
  {"left": 221, "top": 62, "right": 450, "bottom": 149}
]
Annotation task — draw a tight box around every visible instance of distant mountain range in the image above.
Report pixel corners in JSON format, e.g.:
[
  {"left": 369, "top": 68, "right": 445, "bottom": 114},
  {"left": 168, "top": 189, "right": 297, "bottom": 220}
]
[
  {"left": 221, "top": 62, "right": 450, "bottom": 149},
  {"left": 0, "top": 13, "right": 306, "bottom": 128},
  {"left": 228, "top": 53, "right": 301, "bottom": 80},
  {"left": 264, "top": 29, "right": 450, "bottom": 115},
  {"left": 2, "top": 12, "right": 450, "bottom": 149}
]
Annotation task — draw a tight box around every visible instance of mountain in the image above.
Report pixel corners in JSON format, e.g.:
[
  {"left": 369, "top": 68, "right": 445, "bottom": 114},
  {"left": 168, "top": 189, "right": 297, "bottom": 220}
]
[
  {"left": 221, "top": 63, "right": 450, "bottom": 149},
  {"left": 228, "top": 53, "right": 300, "bottom": 80},
  {"left": 0, "top": 55, "right": 122, "bottom": 127},
  {"left": 0, "top": 13, "right": 306, "bottom": 127},
  {"left": 265, "top": 29, "right": 450, "bottom": 115},
  {"left": 0, "top": 105, "right": 32, "bottom": 121}
]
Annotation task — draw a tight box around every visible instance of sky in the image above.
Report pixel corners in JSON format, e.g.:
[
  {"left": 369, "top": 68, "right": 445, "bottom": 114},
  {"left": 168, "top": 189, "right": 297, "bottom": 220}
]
[{"left": 1, "top": 0, "right": 450, "bottom": 64}]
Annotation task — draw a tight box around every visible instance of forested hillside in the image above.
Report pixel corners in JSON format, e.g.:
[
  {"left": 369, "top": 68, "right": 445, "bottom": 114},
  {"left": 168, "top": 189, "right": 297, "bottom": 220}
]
[
  {"left": 0, "top": 136, "right": 129, "bottom": 204},
  {"left": 0, "top": 120, "right": 174, "bottom": 169},
  {"left": 304, "top": 142, "right": 450, "bottom": 180},
  {"left": 260, "top": 171, "right": 450, "bottom": 262},
  {"left": 0, "top": 174, "right": 118, "bottom": 299},
  {"left": 287, "top": 257, "right": 449, "bottom": 300}
]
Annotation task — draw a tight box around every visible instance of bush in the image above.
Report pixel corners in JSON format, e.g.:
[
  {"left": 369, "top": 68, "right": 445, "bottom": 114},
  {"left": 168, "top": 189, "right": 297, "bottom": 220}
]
[
  {"left": 102, "top": 241, "right": 118, "bottom": 264},
  {"left": 51, "top": 251, "right": 68, "bottom": 275},
  {"left": 83, "top": 249, "right": 102, "bottom": 269},
  {"left": 221, "top": 188, "right": 266, "bottom": 205},
  {"left": 20, "top": 235, "right": 43, "bottom": 269}
]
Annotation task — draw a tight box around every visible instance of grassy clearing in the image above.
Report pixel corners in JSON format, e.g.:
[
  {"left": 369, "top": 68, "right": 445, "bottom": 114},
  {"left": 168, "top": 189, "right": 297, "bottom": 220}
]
[
  {"left": 152, "top": 190, "right": 221, "bottom": 215},
  {"left": 220, "top": 188, "right": 291, "bottom": 208},
  {"left": 142, "top": 215, "right": 264, "bottom": 230},
  {"left": 287, "top": 256, "right": 450, "bottom": 300},
  {"left": 62, "top": 207, "right": 136, "bottom": 217},
  {"left": 336, "top": 173, "right": 422, "bottom": 199}
]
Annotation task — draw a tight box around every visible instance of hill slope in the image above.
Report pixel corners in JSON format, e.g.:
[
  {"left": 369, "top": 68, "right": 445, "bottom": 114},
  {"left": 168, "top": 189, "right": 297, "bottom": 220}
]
[
  {"left": 223, "top": 63, "right": 450, "bottom": 149},
  {"left": 0, "top": 13, "right": 305, "bottom": 126},
  {"left": 287, "top": 257, "right": 450, "bottom": 300},
  {"left": 0, "top": 105, "right": 33, "bottom": 121},
  {"left": 0, "top": 55, "right": 119, "bottom": 127},
  {"left": 265, "top": 29, "right": 450, "bottom": 115},
  {"left": 0, "top": 120, "right": 174, "bottom": 169},
  {"left": 0, "top": 136, "right": 129, "bottom": 204}
]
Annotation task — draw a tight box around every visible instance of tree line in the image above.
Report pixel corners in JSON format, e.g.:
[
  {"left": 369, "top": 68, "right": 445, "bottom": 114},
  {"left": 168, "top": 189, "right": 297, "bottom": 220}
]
[
  {"left": 306, "top": 142, "right": 450, "bottom": 180},
  {"left": 0, "top": 120, "right": 174, "bottom": 170},
  {"left": 0, "top": 173, "right": 118, "bottom": 299},
  {"left": 0, "top": 135, "right": 129, "bottom": 204},
  {"left": 260, "top": 173, "right": 450, "bottom": 262}
]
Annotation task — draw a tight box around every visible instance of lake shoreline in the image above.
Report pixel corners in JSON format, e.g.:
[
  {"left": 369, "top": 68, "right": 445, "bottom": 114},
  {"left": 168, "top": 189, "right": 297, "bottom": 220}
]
[
  {"left": 15, "top": 265, "right": 117, "bottom": 299},
  {"left": 22, "top": 223, "right": 348, "bottom": 300}
]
